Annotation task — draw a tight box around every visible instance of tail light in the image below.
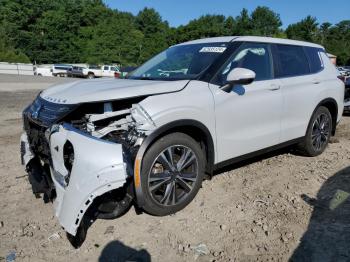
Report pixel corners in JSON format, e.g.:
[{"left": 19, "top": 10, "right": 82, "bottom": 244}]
[{"left": 114, "top": 72, "right": 120, "bottom": 78}]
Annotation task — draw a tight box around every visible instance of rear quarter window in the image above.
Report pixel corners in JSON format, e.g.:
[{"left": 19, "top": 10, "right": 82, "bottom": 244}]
[
  {"left": 304, "top": 47, "right": 324, "bottom": 73},
  {"left": 275, "top": 44, "right": 310, "bottom": 77}
]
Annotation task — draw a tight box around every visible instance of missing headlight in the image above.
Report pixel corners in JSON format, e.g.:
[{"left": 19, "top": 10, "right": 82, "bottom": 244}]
[{"left": 63, "top": 140, "right": 74, "bottom": 185}]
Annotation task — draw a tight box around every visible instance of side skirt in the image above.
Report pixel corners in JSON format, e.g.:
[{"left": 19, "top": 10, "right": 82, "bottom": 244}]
[{"left": 213, "top": 137, "right": 304, "bottom": 171}]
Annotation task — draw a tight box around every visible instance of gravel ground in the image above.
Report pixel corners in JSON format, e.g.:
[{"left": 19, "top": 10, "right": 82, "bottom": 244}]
[{"left": 0, "top": 75, "right": 349, "bottom": 262}]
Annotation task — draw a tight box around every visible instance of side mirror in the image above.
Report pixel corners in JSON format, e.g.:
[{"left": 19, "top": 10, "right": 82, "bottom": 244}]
[{"left": 221, "top": 68, "right": 256, "bottom": 93}]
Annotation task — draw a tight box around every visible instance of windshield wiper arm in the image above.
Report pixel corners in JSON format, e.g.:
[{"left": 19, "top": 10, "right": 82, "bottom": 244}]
[{"left": 139, "top": 76, "right": 156, "bottom": 80}]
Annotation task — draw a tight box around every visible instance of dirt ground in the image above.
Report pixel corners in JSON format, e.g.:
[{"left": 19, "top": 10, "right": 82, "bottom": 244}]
[{"left": 0, "top": 75, "right": 349, "bottom": 262}]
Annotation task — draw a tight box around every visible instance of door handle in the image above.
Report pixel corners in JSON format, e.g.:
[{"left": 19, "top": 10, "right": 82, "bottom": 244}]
[
  {"left": 312, "top": 79, "right": 320, "bottom": 84},
  {"left": 268, "top": 84, "right": 280, "bottom": 91}
]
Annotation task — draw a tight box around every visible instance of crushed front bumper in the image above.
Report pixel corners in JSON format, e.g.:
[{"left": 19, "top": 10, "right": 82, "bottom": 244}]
[{"left": 21, "top": 123, "right": 128, "bottom": 235}]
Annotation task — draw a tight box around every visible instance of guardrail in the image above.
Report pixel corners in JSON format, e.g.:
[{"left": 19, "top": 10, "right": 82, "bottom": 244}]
[{"left": 0, "top": 62, "right": 34, "bottom": 76}]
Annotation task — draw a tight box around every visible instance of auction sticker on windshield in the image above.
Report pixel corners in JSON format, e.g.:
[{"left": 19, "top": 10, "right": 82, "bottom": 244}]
[{"left": 199, "top": 47, "right": 227, "bottom": 53}]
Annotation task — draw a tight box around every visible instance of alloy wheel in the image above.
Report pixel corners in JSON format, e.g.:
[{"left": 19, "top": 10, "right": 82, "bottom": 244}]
[
  {"left": 311, "top": 113, "right": 331, "bottom": 151},
  {"left": 147, "top": 145, "right": 199, "bottom": 206}
]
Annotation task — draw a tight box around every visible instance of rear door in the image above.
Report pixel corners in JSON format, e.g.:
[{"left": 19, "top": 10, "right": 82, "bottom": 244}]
[
  {"left": 273, "top": 44, "right": 325, "bottom": 142},
  {"left": 209, "top": 42, "right": 283, "bottom": 162}
]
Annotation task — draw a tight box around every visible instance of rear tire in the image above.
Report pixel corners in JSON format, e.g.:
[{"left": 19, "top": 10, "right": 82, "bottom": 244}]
[
  {"left": 140, "top": 133, "right": 205, "bottom": 216},
  {"left": 88, "top": 73, "right": 95, "bottom": 79},
  {"left": 298, "top": 106, "right": 332, "bottom": 156}
]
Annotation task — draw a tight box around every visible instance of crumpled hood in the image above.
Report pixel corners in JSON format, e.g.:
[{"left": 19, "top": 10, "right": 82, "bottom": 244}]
[{"left": 40, "top": 78, "right": 189, "bottom": 104}]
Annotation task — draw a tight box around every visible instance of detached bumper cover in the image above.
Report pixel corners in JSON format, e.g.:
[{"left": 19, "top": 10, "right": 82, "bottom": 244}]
[
  {"left": 22, "top": 123, "right": 128, "bottom": 235},
  {"left": 49, "top": 124, "right": 128, "bottom": 235}
]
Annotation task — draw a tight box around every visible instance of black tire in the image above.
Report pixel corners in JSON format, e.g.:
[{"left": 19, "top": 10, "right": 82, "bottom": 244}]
[
  {"left": 88, "top": 73, "right": 95, "bottom": 79},
  {"left": 298, "top": 106, "right": 332, "bottom": 156},
  {"left": 140, "top": 132, "right": 205, "bottom": 216}
]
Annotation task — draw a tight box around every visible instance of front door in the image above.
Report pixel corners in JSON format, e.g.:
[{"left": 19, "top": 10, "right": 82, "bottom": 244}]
[{"left": 209, "top": 42, "right": 283, "bottom": 163}]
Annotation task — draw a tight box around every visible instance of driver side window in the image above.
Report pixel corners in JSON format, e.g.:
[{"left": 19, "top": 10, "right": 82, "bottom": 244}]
[{"left": 214, "top": 42, "right": 273, "bottom": 85}]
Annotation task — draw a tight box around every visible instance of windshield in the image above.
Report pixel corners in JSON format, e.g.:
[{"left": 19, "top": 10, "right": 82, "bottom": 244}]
[{"left": 128, "top": 42, "right": 229, "bottom": 80}]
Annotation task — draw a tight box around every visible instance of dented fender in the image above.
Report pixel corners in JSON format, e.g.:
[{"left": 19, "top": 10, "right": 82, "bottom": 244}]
[{"left": 49, "top": 124, "right": 128, "bottom": 235}]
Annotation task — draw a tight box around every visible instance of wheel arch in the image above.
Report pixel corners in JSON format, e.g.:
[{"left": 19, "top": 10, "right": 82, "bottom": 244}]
[
  {"left": 133, "top": 119, "right": 215, "bottom": 208},
  {"left": 315, "top": 98, "right": 338, "bottom": 135}
]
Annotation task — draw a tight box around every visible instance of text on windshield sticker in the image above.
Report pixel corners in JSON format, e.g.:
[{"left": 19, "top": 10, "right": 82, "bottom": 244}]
[{"left": 199, "top": 47, "right": 227, "bottom": 53}]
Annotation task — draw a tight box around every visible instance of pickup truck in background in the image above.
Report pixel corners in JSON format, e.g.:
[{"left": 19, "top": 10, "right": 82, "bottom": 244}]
[
  {"left": 83, "top": 65, "right": 120, "bottom": 79},
  {"left": 67, "top": 66, "right": 85, "bottom": 78}
]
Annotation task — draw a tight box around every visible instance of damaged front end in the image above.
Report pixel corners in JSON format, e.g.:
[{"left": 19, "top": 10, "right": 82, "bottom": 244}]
[{"left": 21, "top": 95, "right": 156, "bottom": 246}]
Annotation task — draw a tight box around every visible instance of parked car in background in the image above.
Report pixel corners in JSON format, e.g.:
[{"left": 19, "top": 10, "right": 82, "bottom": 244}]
[
  {"left": 337, "top": 67, "right": 350, "bottom": 77},
  {"left": 21, "top": 36, "right": 344, "bottom": 247},
  {"left": 67, "top": 66, "right": 85, "bottom": 78},
  {"left": 35, "top": 66, "right": 53, "bottom": 77},
  {"left": 52, "top": 64, "right": 72, "bottom": 77},
  {"left": 344, "top": 77, "right": 350, "bottom": 113},
  {"left": 82, "top": 65, "right": 120, "bottom": 79}
]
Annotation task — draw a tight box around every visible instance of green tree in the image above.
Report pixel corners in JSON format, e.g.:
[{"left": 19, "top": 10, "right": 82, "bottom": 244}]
[
  {"left": 0, "top": 1, "right": 349, "bottom": 66},
  {"left": 318, "top": 22, "right": 332, "bottom": 45},
  {"left": 324, "top": 21, "right": 350, "bottom": 65},
  {"left": 224, "top": 16, "right": 236, "bottom": 35},
  {"left": 234, "top": 8, "right": 253, "bottom": 35},
  {"left": 136, "top": 8, "right": 170, "bottom": 63},
  {"left": 0, "top": 29, "right": 30, "bottom": 63},
  {"left": 175, "top": 15, "right": 230, "bottom": 44},
  {"left": 286, "top": 16, "right": 318, "bottom": 42},
  {"left": 250, "top": 6, "right": 282, "bottom": 36}
]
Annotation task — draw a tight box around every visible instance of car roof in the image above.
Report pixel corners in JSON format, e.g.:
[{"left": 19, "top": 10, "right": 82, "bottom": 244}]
[{"left": 176, "top": 36, "right": 324, "bottom": 49}]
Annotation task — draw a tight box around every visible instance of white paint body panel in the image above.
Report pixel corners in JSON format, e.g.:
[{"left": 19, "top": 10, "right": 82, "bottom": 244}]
[
  {"left": 40, "top": 78, "right": 189, "bottom": 104},
  {"left": 280, "top": 52, "right": 344, "bottom": 142},
  {"left": 49, "top": 125, "right": 127, "bottom": 235},
  {"left": 210, "top": 79, "right": 283, "bottom": 162},
  {"left": 138, "top": 80, "right": 217, "bottom": 160}
]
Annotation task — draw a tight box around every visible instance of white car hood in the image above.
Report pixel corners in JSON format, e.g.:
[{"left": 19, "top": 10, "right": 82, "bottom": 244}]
[{"left": 40, "top": 78, "right": 189, "bottom": 104}]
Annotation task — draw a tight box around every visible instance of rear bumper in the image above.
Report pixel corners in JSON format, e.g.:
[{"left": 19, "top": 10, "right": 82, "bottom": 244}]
[{"left": 21, "top": 123, "right": 128, "bottom": 235}]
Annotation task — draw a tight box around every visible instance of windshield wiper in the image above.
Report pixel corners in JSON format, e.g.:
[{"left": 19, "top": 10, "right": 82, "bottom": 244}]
[{"left": 138, "top": 76, "right": 157, "bottom": 80}]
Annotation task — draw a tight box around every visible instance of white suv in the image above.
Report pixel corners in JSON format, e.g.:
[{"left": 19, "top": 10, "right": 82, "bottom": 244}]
[{"left": 20, "top": 36, "right": 344, "bottom": 246}]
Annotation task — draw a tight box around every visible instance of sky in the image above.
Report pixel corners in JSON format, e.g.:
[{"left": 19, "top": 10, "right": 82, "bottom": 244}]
[{"left": 104, "top": 0, "right": 349, "bottom": 28}]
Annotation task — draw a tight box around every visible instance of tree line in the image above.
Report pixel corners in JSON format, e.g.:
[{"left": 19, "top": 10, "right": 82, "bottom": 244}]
[{"left": 0, "top": 0, "right": 349, "bottom": 66}]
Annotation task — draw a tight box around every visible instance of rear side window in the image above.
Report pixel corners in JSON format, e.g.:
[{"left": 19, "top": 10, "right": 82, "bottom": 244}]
[
  {"left": 304, "top": 47, "right": 324, "bottom": 73},
  {"left": 275, "top": 45, "right": 310, "bottom": 77}
]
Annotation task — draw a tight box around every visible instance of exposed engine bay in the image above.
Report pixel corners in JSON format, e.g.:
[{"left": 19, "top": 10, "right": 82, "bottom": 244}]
[{"left": 76, "top": 100, "right": 155, "bottom": 151}]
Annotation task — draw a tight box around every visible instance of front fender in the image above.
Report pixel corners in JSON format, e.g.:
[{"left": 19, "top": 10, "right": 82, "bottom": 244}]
[{"left": 133, "top": 119, "right": 215, "bottom": 208}]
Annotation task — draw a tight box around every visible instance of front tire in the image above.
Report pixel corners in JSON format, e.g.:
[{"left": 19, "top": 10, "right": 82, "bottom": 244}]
[
  {"left": 298, "top": 106, "right": 332, "bottom": 156},
  {"left": 140, "top": 133, "right": 205, "bottom": 216}
]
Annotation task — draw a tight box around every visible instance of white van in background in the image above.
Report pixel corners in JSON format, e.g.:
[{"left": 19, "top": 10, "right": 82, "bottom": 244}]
[
  {"left": 52, "top": 64, "right": 73, "bottom": 77},
  {"left": 35, "top": 66, "right": 53, "bottom": 77}
]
